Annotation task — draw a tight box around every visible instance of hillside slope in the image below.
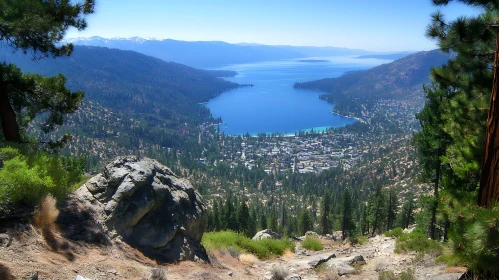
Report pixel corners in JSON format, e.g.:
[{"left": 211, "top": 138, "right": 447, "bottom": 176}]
[
  {"left": 294, "top": 50, "right": 450, "bottom": 117},
  {"left": 0, "top": 46, "right": 239, "bottom": 131}
]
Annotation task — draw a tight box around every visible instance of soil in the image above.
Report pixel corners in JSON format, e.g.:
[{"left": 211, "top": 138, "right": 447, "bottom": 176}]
[{"left": 0, "top": 224, "right": 466, "bottom": 280}]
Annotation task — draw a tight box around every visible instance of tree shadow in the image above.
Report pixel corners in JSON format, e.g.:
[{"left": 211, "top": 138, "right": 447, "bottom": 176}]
[
  {"left": 41, "top": 226, "right": 75, "bottom": 261},
  {"left": 0, "top": 263, "right": 15, "bottom": 280}
]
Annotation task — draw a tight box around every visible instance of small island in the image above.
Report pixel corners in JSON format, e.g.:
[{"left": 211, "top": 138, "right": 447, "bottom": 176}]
[{"left": 297, "top": 59, "right": 328, "bottom": 63}]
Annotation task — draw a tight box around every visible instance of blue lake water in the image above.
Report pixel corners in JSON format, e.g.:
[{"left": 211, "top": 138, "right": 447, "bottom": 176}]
[{"left": 206, "top": 56, "right": 391, "bottom": 135}]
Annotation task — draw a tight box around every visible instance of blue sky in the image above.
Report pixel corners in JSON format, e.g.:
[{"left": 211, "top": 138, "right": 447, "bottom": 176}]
[{"left": 65, "top": 0, "right": 481, "bottom": 51}]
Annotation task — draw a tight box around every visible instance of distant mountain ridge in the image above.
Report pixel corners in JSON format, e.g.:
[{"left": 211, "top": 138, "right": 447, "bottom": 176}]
[{"left": 65, "top": 36, "right": 376, "bottom": 68}]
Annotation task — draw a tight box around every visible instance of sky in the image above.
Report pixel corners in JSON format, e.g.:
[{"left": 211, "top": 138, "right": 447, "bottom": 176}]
[{"left": 65, "top": 0, "right": 482, "bottom": 52}]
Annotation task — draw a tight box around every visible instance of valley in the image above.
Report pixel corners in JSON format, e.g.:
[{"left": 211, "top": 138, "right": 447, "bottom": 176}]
[{"left": 1, "top": 1, "right": 498, "bottom": 277}]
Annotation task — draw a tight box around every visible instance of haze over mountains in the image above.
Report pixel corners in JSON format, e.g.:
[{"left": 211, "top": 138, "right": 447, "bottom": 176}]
[{"left": 66, "top": 36, "right": 378, "bottom": 68}]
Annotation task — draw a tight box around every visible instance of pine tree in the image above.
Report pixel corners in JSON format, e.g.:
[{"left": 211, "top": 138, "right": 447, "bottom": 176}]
[
  {"left": 421, "top": 1, "right": 499, "bottom": 275},
  {"left": 386, "top": 188, "right": 399, "bottom": 231},
  {"left": 298, "top": 209, "right": 313, "bottom": 235},
  {"left": 397, "top": 194, "right": 415, "bottom": 229},
  {"left": 367, "top": 185, "right": 386, "bottom": 235},
  {"left": 237, "top": 200, "right": 250, "bottom": 236},
  {"left": 320, "top": 191, "right": 332, "bottom": 235},
  {"left": 341, "top": 189, "right": 354, "bottom": 239},
  {"left": 0, "top": 0, "right": 94, "bottom": 143}
]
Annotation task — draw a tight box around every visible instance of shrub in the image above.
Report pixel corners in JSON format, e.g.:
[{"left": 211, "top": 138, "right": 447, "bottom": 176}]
[
  {"left": 201, "top": 231, "right": 295, "bottom": 259},
  {"left": 270, "top": 266, "right": 288, "bottom": 280},
  {"left": 394, "top": 231, "right": 442, "bottom": 256},
  {"left": 399, "top": 268, "right": 415, "bottom": 280},
  {"left": 378, "top": 271, "right": 397, "bottom": 280},
  {"left": 435, "top": 253, "right": 463, "bottom": 267},
  {"left": 384, "top": 227, "right": 403, "bottom": 238},
  {"left": 239, "top": 253, "right": 258, "bottom": 265},
  {"left": 33, "top": 195, "right": 59, "bottom": 229},
  {"left": 0, "top": 146, "right": 85, "bottom": 206},
  {"left": 302, "top": 236, "right": 323, "bottom": 251}
]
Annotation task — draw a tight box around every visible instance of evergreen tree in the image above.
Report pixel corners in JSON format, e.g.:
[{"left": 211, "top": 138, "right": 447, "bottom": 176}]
[
  {"left": 237, "top": 200, "right": 250, "bottom": 236},
  {"left": 267, "top": 210, "right": 278, "bottom": 232},
  {"left": 0, "top": 0, "right": 94, "bottom": 143},
  {"left": 341, "top": 189, "right": 354, "bottom": 239},
  {"left": 420, "top": 1, "right": 499, "bottom": 275},
  {"left": 367, "top": 185, "right": 386, "bottom": 235},
  {"left": 397, "top": 194, "right": 415, "bottom": 229},
  {"left": 386, "top": 187, "right": 399, "bottom": 231},
  {"left": 298, "top": 209, "right": 313, "bottom": 235},
  {"left": 212, "top": 199, "right": 221, "bottom": 231},
  {"left": 320, "top": 191, "right": 332, "bottom": 234}
]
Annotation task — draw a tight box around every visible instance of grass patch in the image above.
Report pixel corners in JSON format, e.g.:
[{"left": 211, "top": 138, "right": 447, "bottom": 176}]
[
  {"left": 302, "top": 236, "right": 323, "bottom": 251},
  {"left": 384, "top": 227, "right": 403, "bottom": 238},
  {"left": 357, "top": 235, "right": 369, "bottom": 245},
  {"left": 435, "top": 253, "right": 463, "bottom": 267},
  {"left": 378, "top": 268, "right": 414, "bottom": 280},
  {"left": 202, "top": 231, "right": 295, "bottom": 259},
  {"left": 394, "top": 231, "right": 442, "bottom": 256}
]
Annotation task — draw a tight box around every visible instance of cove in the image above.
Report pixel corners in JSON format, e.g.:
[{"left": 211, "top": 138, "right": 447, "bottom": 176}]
[{"left": 206, "top": 56, "right": 391, "bottom": 135}]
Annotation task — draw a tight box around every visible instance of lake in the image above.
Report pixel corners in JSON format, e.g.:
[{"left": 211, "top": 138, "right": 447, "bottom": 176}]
[{"left": 206, "top": 56, "right": 391, "bottom": 135}]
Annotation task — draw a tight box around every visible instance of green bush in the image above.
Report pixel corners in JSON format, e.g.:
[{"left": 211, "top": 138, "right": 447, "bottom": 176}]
[
  {"left": 399, "top": 268, "right": 415, "bottom": 280},
  {"left": 394, "top": 231, "right": 442, "bottom": 256},
  {"left": 435, "top": 253, "right": 463, "bottom": 267},
  {"left": 384, "top": 227, "right": 403, "bottom": 238},
  {"left": 302, "top": 236, "right": 323, "bottom": 251},
  {"left": 201, "top": 231, "right": 295, "bottom": 259},
  {"left": 0, "top": 146, "right": 85, "bottom": 206},
  {"left": 378, "top": 268, "right": 415, "bottom": 280},
  {"left": 378, "top": 271, "right": 397, "bottom": 280}
]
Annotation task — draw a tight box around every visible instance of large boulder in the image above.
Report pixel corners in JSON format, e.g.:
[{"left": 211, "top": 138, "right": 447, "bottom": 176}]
[
  {"left": 72, "top": 156, "right": 208, "bottom": 262},
  {"left": 252, "top": 229, "right": 280, "bottom": 240}
]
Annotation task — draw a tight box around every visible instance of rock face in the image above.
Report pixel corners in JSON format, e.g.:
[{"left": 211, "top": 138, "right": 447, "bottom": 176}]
[
  {"left": 74, "top": 156, "right": 208, "bottom": 262},
  {"left": 252, "top": 229, "right": 281, "bottom": 240}
]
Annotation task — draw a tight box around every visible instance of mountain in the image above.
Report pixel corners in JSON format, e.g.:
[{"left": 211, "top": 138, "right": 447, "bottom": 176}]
[
  {"left": 356, "top": 52, "right": 415, "bottom": 60},
  {"left": 0, "top": 46, "right": 242, "bottom": 166},
  {"left": 66, "top": 37, "right": 375, "bottom": 68},
  {"left": 294, "top": 50, "right": 451, "bottom": 117},
  {"left": 0, "top": 46, "right": 239, "bottom": 127}
]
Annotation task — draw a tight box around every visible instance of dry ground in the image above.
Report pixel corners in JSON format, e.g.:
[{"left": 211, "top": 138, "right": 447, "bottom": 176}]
[{"left": 0, "top": 224, "right": 466, "bottom": 280}]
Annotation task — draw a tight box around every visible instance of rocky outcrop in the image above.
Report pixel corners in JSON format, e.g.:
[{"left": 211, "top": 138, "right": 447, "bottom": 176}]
[
  {"left": 252, "top": 229, "right": 280, "bottom": 240},
  {"left": 72, "top": 156, "right": 208, "bottom": 263}
]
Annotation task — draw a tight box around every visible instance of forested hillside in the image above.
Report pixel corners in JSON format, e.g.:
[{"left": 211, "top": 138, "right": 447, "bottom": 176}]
[
  {"left": 0, "top": 46, "right": 243, "bottom": 170},
  {"left": 294, "top": 50, "right": 450, "bottom": 117},
  {"left": 0, "top": 46, "right": 240, "bottom": 130}
]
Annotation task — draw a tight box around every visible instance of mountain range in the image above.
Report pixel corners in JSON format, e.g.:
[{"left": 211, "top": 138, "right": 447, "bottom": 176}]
[{"left": 66, "top": 36, "right": 377, "bottom": 68}]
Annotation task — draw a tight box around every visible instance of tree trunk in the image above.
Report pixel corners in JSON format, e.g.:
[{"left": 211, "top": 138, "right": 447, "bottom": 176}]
[
  {"left": 430, "top": 149, "right": 441, "bottom": 239},
  {"left": 0, "top": 86, "right": 21, "bottom": 142},
  {"left": 479, "top": 29, "right": 499, "bottom": 207}
]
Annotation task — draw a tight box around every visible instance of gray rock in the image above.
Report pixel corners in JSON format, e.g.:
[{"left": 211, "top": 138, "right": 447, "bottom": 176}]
[
  {"left": 252, "top": 229, "right": 281, "bottom": 240},
  {"left": 25, "top": 272, "right": 38, "bottom": 280},
  {"left": 285, "top": 274, "right": 302, "bottom": 280},
  {"left": 228, "top": 271, "right": 233, "bottom": 276},
  {"left": 325, "top": 255, "right": 365, "bottom": 276},
  {"left": 75, "top": 276, "right": 88, "bottom": 280},
  {"left": 74, "top": 156, "right": 208, "bottom": 263},
  {"left": 305, "top": 231, "right": 319, "bottom": 238},
  {"left": 0, "top": 233, "right": 11, "bottom": 247},
  {"left": 308, "top": 253, "right": 336, "bottom": 268}
]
